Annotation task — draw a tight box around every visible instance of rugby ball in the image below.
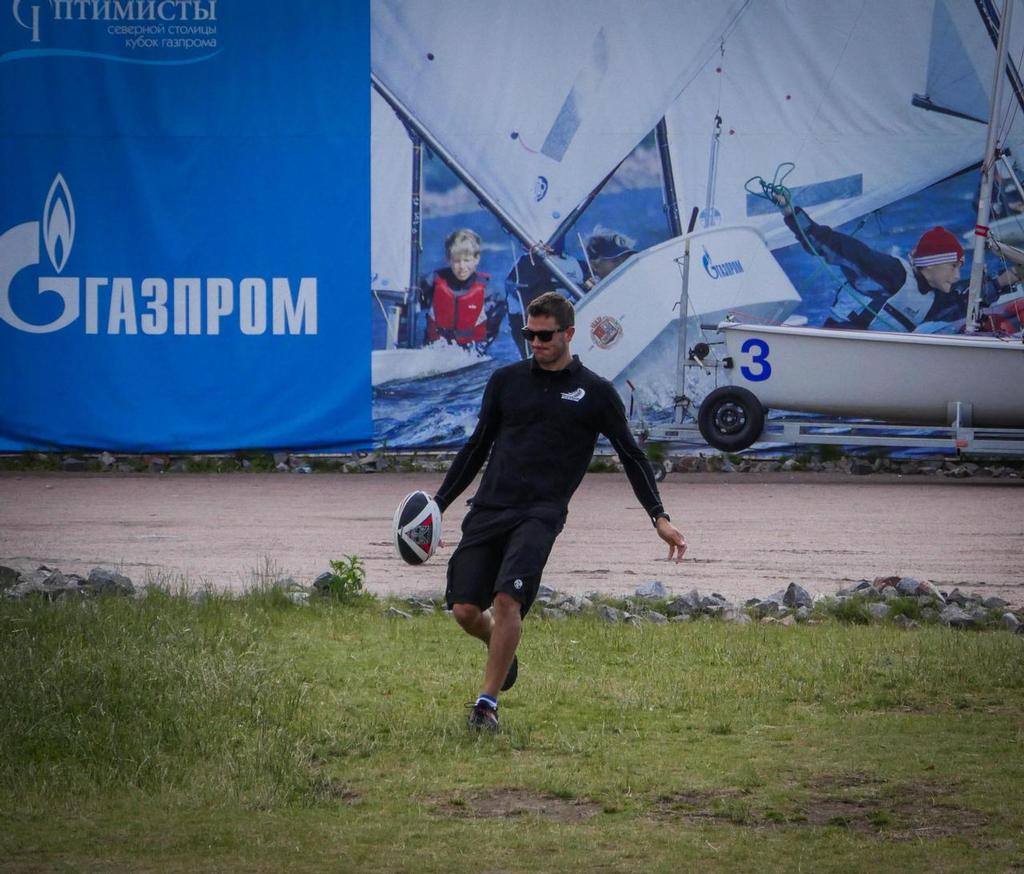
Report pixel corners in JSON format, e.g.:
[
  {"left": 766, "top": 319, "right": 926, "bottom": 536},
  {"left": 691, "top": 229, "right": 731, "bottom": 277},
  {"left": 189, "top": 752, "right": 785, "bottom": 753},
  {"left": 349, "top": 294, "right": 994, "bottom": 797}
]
[{"left": 392, "top": 490, "right": 442, "bottom": 565}]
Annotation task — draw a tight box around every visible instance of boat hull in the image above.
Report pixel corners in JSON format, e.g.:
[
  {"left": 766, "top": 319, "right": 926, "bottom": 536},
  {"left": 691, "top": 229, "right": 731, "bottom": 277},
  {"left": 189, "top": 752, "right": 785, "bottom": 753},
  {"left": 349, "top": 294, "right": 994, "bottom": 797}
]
[
  {"left": 576, "top": 226, "right": 800, "bottom": 382},
  {"left": 719, "top": 324, "right": 1024, "bottom": 428}
]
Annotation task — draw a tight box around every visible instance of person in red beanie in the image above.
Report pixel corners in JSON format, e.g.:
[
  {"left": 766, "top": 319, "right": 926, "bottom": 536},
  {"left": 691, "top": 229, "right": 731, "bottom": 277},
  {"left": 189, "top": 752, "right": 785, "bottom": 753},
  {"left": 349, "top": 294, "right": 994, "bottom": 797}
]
[{"left": 775, "top": 200, "right": 1020, "bottom": 331}]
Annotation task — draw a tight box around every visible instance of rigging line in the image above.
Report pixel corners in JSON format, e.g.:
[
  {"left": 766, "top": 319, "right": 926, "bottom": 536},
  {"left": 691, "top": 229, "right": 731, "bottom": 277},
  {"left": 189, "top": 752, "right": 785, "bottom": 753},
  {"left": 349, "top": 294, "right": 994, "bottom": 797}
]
[
  {"left": 668, "top": 0, "right": 753, "bottom": 103},
  {"left": 995, "top": 42, "right": 1024, "bottom": 144},
  {"left": 802, "top": 0, "right": 866, "bottom": 146}
]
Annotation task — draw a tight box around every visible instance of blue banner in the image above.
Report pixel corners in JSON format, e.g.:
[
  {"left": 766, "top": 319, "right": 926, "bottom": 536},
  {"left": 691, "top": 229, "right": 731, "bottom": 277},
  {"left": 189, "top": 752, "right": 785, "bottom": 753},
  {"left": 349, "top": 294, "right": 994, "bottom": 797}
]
[{"left": 0, "top": 1, "right": 370, "bottom": 451}]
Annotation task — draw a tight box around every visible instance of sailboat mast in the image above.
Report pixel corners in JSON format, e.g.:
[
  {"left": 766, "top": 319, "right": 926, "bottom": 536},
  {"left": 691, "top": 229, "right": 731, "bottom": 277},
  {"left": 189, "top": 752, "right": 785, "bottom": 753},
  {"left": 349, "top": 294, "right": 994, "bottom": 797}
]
[
  {"left": 966, "top": 0, "right": 1014, "bottom": 332},
  {"left": 407, "top": 131, "right": 423, "bottom": 347},
  {"left": 655, "top": 118, "right": 683, "bottom": 238},
  {"left": 371, "top": 73, "right": 586, "bottom": 301}
]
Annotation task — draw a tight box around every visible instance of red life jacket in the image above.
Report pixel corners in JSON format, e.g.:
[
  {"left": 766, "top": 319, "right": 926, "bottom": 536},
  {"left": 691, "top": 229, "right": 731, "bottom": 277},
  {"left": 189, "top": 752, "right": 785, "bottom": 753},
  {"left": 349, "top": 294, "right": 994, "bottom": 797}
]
[{"left": 426, "top": 271, "right": 489, "bottom": 345}]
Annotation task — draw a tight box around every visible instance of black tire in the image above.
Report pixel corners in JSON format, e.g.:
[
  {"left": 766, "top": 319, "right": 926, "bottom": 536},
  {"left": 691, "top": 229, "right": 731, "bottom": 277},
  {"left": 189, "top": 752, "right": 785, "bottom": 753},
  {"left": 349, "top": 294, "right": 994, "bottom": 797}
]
[{"left": 697, "top": 387, "right": 766, "bottom": 452}]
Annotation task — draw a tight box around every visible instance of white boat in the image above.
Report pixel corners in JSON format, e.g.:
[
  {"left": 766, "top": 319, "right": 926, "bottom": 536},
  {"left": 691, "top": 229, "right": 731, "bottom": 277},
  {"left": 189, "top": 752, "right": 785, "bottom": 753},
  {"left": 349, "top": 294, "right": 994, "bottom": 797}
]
[
  {"left": 577, "top": 0, "right": 1024, "bottom": 384},
  {"left": 574, "top": 225, "right": 799, "bottom": 384},
  {"left": 371, "top": 342, "right": 490, "bottom": 387},
  {"left": 698, "top": 323, "right": 1024, "bottom": 447},
  {"left": 686, "top": 0, "right": 1024, "bottom": 453},
  {"left": 371, "top": 0, "right": 796, "bottom": 384}
]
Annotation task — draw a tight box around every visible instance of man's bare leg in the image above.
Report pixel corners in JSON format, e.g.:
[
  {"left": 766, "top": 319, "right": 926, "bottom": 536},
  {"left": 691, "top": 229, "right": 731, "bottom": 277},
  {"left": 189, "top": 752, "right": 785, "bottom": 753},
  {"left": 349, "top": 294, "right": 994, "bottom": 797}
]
[{"left": 452, "top": 595, "right": 520, "bottom": 698}]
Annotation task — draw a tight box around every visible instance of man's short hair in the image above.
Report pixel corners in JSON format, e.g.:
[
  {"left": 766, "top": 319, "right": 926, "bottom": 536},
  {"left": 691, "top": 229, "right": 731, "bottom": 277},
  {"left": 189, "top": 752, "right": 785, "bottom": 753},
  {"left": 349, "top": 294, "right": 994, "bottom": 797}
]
[
  {"left": 445, "top": 228, "right": 482, "bottom": 260},
  {"left": 527, "top": 291, "right": 575, "bottom": 328}
]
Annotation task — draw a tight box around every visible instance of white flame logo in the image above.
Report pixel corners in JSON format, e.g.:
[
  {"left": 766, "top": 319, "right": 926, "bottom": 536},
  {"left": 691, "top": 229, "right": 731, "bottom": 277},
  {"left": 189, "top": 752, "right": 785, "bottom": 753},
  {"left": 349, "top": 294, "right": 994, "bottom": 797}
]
[{"left": 42, "top": 173, "right": 74, "bottom": 274}]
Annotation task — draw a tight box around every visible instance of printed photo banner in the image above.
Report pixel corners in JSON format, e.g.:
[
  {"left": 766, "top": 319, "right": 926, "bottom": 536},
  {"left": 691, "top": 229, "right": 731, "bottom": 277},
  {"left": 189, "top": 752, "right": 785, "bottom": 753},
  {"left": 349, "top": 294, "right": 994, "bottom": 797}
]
[{"left": 0, "top": 0, "right": 370, "bottom": 451}]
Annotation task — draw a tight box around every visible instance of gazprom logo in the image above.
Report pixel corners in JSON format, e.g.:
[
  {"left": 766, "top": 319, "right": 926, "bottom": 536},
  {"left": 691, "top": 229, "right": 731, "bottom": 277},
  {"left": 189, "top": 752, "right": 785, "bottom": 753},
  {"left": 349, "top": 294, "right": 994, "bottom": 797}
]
[
  {"left": 0, "top": 174, "right": 317, "bottom": 337},
  {"left": 534, "top": 176, "right": 549, "bottom": 203},
  {"left": 701, "top": 246, "right": 744, "bottom": 280}
]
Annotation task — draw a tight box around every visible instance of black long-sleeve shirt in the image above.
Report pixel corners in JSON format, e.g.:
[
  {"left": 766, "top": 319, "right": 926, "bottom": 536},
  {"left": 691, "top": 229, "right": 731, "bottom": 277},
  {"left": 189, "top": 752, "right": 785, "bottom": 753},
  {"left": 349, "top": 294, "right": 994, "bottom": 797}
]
[{"left": 434, "top": 355, "right": 665, "bottom": 522}]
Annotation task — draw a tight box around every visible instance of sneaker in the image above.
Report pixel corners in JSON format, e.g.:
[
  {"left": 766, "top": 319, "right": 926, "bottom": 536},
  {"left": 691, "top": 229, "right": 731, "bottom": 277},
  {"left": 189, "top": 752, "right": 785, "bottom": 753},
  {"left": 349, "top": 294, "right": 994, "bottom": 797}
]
[
  {"left": 467, "top": 701, "right": 499, "bottom": 732},
  {"left": 501, "top": 655, "right": 519, "bottom": 692}
]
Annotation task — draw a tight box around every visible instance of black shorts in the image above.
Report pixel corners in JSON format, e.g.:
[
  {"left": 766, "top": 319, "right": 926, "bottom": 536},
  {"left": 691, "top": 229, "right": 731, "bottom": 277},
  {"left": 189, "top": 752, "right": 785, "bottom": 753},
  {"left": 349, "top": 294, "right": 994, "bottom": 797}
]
[{"left": 445, "top": 506, "right": 565, "bottom": 617}]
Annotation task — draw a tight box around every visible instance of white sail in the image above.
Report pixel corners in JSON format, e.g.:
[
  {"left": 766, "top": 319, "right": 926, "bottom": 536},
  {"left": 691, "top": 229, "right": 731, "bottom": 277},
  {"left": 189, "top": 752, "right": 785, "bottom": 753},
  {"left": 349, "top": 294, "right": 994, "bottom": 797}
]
[
  {"left": 371, "top": 87, "right": 413, "bottom": 292},
  {"left": 664, "top": 0, "right": 1024, "bottom": 250},
  {"left": 372, "top": 0, "right": 748, "bottom": 245}
]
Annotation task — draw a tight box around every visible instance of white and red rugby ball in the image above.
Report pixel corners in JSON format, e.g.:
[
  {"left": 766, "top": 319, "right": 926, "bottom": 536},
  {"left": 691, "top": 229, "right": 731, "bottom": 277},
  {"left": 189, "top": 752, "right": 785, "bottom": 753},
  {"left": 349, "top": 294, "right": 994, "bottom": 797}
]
[{"left": 392, "top": 490, "right": 442, "bottom": 565}]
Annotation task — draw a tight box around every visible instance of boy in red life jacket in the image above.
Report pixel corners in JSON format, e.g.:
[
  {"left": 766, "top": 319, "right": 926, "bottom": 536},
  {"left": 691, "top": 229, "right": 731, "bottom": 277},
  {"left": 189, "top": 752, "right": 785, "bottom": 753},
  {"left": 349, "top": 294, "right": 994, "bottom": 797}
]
[{"left": 420, "top": 229, "right": 503, "bottom": 348}]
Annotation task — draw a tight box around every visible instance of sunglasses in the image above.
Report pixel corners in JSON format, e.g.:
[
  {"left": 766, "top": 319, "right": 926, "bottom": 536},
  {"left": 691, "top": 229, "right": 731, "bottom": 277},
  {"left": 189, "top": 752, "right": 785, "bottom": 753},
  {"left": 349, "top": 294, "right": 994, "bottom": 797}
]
[{"left": 521, "top": 327, "right": 566, "bottom": 343}]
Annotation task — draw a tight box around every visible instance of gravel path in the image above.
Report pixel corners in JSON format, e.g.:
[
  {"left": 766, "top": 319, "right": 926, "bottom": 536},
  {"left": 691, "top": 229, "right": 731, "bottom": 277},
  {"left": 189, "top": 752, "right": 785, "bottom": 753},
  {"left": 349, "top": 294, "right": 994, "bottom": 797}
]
[{"left": 2, "top": 470, "right": 1021, "bottom": 603}]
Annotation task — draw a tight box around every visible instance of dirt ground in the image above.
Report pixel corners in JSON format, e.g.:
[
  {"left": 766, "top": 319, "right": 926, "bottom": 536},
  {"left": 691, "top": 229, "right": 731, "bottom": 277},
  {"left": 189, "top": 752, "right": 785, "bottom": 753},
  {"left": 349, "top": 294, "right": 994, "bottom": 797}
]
[{"left": 2, "top": 470, "right": 1021, "bottom": 604}]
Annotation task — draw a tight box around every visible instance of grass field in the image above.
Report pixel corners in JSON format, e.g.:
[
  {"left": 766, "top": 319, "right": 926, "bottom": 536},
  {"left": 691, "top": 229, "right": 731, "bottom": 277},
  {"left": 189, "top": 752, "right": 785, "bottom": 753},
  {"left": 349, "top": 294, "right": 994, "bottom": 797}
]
[{"left": 1, "top": 585, "right": 1022, "bottom": 873}]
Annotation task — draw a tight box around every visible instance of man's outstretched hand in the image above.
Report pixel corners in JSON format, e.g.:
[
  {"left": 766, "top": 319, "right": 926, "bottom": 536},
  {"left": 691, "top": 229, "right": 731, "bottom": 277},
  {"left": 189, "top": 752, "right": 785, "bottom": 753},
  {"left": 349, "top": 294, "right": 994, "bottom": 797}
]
[{"left": 656, "top": 517, "right": 687, "bottom": 563}]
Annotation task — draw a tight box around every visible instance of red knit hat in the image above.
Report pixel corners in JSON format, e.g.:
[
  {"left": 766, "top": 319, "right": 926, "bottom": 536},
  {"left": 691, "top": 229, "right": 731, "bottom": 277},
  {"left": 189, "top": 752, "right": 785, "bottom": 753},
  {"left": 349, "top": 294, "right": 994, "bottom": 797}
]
[{"left": 911, "top": 227, "right": 964, "bottom": 267}]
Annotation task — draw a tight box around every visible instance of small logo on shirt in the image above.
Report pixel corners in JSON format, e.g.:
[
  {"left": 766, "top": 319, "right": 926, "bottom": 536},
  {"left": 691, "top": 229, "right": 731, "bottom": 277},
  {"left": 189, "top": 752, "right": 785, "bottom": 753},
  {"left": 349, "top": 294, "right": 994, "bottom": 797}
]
[
  {"left": 513, "top": 578, "right": 524, "bottom": 590},
  {"left": 561, "top": 388, "right": 586, "bottom": 402}
]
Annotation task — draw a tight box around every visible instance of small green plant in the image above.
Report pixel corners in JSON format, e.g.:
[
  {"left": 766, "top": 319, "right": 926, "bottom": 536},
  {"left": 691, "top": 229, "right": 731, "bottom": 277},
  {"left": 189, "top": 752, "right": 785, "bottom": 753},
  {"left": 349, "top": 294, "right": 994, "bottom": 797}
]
[
  {"left": 821, "top": 597, "right": 872, "bottom": 625},
  {"left": 645, "top": 441, "right": 668, "bottom": 465},
  {"left": 321, "top": 555, "right": 370, "bottom": 604}
]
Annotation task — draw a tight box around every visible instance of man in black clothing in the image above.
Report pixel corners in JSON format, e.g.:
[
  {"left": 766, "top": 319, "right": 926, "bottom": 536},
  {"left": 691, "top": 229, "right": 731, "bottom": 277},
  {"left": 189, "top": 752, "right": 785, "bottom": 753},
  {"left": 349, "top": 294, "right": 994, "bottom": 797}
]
[{"left": 431, "top": 292, "right": 687, "bottom": 731}]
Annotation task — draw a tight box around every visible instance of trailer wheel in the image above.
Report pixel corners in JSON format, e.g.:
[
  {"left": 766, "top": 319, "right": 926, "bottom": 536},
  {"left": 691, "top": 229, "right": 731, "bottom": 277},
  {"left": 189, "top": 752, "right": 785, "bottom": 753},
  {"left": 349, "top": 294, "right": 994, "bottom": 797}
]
[{"left": 697, "top": 387, "right": 765, "bottom": 452}]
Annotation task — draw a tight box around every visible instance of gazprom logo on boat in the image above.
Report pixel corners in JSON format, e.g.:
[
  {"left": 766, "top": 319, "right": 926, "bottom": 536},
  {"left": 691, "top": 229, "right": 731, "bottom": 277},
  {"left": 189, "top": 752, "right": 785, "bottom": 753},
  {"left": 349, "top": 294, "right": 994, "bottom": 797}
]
[
  {"left": 701, "top": 246, "right": 743, "bottom": 280},
  {"left": 5, "top": 0, "right": 220, "bottom": 65},
  {"left": 534, "top": 176, "right": 549, "bottom": 203},
  {"left": 0, "top": 174, "right": 317, "bottom": 337}
]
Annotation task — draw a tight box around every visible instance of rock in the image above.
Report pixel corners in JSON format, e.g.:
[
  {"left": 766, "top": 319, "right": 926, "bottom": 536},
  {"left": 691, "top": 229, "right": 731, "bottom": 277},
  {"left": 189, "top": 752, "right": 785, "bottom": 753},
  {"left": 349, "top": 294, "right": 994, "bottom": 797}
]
[
  {"left": 946, "top": 587, "right": 969, "bottom": 606},
  {"left": 62, "top": 456, "right": 87, "bottom": 472},
  {"left": 881, "top": 586, "right": 899, "bottom": 602},
  {"left": 850, "top": 459, "right": 874, "bottom": 475},
  {"left": 84, "top": 567, "right": 135, "bottom": 596},
  {"left": 7, "top": 567, "right": 68, "bottom": 599},
  {"left": 982, "top": 596, "right": 1010, "bottom": 610},
  {"left": 752, "top": 599, "right": 780, "bottom": 617},
  {"left": 725, "top": 611, "right": 752, "bottom": 625},
  {"left": 638, "top": 609, "right": 668, "bottom": 624},
  {"left": 867, "top": 603, "right": 891, "bottom": 621},
  {"left": 635, "top": 580, "right": 667, "bottom": 600},
  {"left": 99, "top": 451, "right": 116, "bottom": 470},
  {"left": 385, "top": 607, "right": 413, "bottom": 620},
  {"left": 286, "top": 591, "right": 310, "bottom": 606},
  {"left": 669, "top": 614, "right": 691, "bottom": 623},
  {"left": 541, "top": 607, "right": 568, "bottom": 621},
  {"left": 666, "top": 589, "right": 702, "bottom": 616},
  {"left": 783, "top": 582, "right": 813, "bottom": 608},
  {"left": 872, "top": 575, "right": 901, "bottom": 591},
  {"left": 1000, "top": 612, "right": 1021, "bottom": 632},
  {"left": 892, "top": 614, "right": 918, "bottom": 629},
  {"left": 405, "top": 597, "right": 435, "bottom": 614},
  {"left": 597, "top": 605, "right": 625, "bottom": 624},
  {"left": 779, "top": 614, "right": 797, "bottom": 626},
  {"left": 940, "top": 605, "right": 976, "bottom": 628},
  {"left": 796, "top": 606, "right": 811, "bottom": 620},
  {"left": 0, "top": 565, "right": 19, "bottom": 591},
  {"left": 537, "top": 584, "right": 558, "bottom": 600},
  {"left": 896, "top": 577, "right": 923, "bottom": 597},
  {"left": 311, "top": 571, "right": 334, "bottom": 592},
  {"left": 916, "top": 580, "right": 945, "bottom": 601}
]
